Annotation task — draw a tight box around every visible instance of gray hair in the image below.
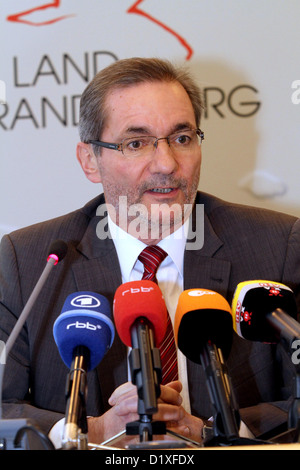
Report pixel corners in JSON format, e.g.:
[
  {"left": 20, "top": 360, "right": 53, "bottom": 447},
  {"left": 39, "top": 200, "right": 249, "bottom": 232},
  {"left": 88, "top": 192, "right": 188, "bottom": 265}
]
[{"left": 78, "top": 57, "right": 203, "bottom": 148}]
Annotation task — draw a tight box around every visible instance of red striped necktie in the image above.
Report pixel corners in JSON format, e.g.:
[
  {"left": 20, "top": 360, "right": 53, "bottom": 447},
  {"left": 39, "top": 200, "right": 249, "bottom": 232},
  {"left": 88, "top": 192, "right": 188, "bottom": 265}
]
[{"left": 138, "top": 245, "right": 178, "bottom": 385}]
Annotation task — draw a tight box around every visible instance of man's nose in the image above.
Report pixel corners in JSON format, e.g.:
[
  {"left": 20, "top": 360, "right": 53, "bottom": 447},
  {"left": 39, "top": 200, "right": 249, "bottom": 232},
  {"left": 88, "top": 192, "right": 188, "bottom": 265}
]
[
  {"left": 149, "top": 138, "right": 178, "bottom": 174},
  {"left": 153, "top": 136, "right": 170, "bottom": 149}
]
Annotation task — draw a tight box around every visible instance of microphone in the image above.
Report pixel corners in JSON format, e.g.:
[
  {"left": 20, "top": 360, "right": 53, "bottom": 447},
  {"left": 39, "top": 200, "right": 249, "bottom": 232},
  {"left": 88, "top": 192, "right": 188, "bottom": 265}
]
[
  {"left": 231, "top": 280, "right": 299, "bottom": 345},
  {"left": 232, "top": 281, "right": 300, "bottom": 442},
  {"left": 174, "top": 289, "right": 240, "bottom": 442},
  {"left": 53, "top": 291, "right": 114, "bottom": 450},
  {"left": 0, "top": 239, "right": 68, "bottom": 450},
  {"left": 113, "top": 280, "right": 167, "bottom": 438},
  {"left": 5, "top": 239, "right": 68, "bottom": 361}
]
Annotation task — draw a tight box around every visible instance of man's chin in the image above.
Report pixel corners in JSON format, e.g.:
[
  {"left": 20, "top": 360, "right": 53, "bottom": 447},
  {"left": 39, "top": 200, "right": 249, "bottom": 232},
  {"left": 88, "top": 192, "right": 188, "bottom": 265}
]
[
  {"left": 144, "top": 204, "right": 188, "bottom": 240},
  {"left": 110, "top": 193, "right": 194, "bottom": 241}
]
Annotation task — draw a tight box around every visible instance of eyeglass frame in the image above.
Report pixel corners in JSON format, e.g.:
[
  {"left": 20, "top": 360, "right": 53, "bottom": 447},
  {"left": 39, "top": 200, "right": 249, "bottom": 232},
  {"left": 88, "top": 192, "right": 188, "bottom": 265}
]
[{"left": 86, "top": 128, "right": 204, "bottom": 157}]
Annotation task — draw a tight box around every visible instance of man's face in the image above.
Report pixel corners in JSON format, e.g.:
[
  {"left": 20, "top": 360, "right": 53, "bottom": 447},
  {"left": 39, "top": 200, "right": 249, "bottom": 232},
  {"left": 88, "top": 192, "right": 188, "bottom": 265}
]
[{"left": 81, "top": 81, "right": 202, "bottom": 242}]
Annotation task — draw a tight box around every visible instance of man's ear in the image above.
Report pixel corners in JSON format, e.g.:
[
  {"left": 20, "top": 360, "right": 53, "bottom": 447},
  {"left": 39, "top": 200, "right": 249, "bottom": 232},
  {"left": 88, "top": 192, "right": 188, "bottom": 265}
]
[{"left": 76, "top": 142, "right": 102, "bottom": 183}]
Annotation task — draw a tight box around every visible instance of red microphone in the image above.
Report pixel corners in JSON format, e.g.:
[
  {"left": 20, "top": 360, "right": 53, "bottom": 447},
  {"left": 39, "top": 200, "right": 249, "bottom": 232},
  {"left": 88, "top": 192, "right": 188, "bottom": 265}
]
[
  {"left": 113, "top": 280, "right": 167, "bottom": 347},
  {"left": 113, "top": 280, "right": 167, "bottom": 417}
]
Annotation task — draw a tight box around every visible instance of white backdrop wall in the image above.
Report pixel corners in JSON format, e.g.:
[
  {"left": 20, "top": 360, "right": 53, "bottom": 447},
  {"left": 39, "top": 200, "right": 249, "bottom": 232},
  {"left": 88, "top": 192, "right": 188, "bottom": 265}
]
[{"left": 1, "top": 0, "right": 300, "bottom": 241}]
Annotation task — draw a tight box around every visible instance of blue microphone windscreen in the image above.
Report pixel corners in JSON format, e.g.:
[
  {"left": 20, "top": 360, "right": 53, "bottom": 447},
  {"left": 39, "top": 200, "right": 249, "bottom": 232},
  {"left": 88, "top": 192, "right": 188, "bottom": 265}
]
[{"left": 53, "top": 292, "right": 115, "bottom": 370}]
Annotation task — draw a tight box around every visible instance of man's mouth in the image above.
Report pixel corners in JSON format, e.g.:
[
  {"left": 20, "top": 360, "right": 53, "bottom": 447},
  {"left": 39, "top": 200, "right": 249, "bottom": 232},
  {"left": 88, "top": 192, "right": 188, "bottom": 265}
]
[{"left": 150, "top": 188, "right": 174, "bottom": 194}]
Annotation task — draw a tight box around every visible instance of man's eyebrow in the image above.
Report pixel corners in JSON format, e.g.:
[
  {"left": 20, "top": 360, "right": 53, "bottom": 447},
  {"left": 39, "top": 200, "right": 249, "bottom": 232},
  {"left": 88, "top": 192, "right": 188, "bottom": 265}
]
[
  {"left": 125, "top": 126, "right": 150, "bottom": 135},
  {"left": 171, "top": 122, "right": 195, "bottom": 133},
  {"left": 124, "top": 122, "right": 195, "bottom": 136}
]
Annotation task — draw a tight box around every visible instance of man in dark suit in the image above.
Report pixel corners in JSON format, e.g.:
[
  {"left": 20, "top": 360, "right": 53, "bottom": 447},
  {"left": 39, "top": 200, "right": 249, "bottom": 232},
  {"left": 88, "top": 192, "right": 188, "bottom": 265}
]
[{"left": 1, "top": 58, "right": 300, "bottom": 448}]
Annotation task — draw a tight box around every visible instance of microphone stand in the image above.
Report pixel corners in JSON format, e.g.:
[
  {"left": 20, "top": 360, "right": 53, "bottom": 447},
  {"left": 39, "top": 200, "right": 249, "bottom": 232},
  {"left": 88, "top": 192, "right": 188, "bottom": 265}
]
[
  {"left": 260, "top": 312, "right": 300, "bottom": 444},
  {"left": 200, "top": 342, "right": 240, "bottom": 446},
  {"left": 126, "top": 318, "right": 165, "bottom": 442},
  {"left": 287, "top": 370, "right": 300, "bottom": 442},
  {"left": 0, "top": 254, "right": 62, "bottom": 450},
  {"left": 200, "top": 343, "right": 268, "bottom": 447},
  {"left": 101, "top": 319, "right": 199, "bottom": 449},
  {"left": 269, "top": 338, "right": 300, "bottom": 444},
  {"left": 62, "top": 346, "right": 89, "bottom": 450}
]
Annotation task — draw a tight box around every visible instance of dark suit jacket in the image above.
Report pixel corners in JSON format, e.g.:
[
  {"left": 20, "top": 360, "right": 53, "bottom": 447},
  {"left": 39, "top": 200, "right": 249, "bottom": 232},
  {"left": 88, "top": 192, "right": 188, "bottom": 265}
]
[{"left": 1, "top": 192, "right": 300, "bottom": 439}]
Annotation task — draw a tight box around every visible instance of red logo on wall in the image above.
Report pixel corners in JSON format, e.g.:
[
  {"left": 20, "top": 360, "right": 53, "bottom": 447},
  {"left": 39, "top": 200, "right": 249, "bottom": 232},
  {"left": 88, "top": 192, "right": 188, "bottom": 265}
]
[
  {"left": 127, "top": 1, "right": 193, "bottom": 60},
  {"left": 7, "top": 0, "right": 193, "bottom": 60},
  {"left": 6, "top": 1, "right": 74, "bottom": 26}
]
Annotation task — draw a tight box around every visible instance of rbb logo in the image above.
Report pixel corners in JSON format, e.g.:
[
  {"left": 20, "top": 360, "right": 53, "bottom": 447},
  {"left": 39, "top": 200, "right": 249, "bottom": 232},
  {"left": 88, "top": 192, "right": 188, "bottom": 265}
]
[
  {"left": 121, "top": 286, "right": 154, "bottom": 296},
  {"left": 66, "top": 321, "right": 102, "bottom": 331}
]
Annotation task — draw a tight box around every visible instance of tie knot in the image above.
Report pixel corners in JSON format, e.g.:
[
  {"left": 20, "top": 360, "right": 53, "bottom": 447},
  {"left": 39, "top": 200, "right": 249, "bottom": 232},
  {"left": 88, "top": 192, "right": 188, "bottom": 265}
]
[{"left": 138, "top": 245, "right": 167, "bottom": 282}]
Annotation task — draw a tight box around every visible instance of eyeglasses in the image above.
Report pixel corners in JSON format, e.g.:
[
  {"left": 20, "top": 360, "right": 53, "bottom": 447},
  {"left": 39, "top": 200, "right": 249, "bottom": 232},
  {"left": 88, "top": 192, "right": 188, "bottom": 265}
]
[{"left": 87, "top": 128, "right": 204, "bottom": 158}]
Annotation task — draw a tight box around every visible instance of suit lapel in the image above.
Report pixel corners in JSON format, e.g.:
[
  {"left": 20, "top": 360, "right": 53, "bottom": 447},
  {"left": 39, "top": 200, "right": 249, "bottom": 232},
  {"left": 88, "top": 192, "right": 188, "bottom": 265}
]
[
  {"left": 71, "top": 207, "right": 122, "bottom": 301},
  {"left": 184, "top": 209, "right": 231, "bottom": 295}
]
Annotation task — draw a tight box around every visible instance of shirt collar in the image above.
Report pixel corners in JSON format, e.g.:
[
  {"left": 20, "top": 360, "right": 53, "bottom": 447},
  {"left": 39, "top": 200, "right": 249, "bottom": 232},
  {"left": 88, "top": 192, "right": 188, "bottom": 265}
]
[{"left": 107, "top": 215, "right": 189, "bottom": 281}]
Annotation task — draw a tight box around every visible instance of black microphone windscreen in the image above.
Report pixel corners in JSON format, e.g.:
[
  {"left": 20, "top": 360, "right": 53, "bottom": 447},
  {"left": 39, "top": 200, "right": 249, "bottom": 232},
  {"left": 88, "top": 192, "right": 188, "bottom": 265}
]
[
  {"left": 232, "top": 281, "right": 298, "bottom": 342},
  {"left": 47, "top": 239, "right": 68, "bottom": 262}
]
